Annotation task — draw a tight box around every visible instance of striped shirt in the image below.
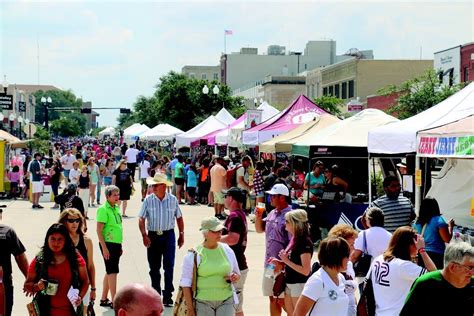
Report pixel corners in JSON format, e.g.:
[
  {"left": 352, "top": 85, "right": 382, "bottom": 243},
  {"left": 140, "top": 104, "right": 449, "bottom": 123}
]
[
  {"left": 138, "top": 193, "right": 183, "bottom": 232},
  {"left": 369, "top": 195, "right": 415, "bottom": 233}
]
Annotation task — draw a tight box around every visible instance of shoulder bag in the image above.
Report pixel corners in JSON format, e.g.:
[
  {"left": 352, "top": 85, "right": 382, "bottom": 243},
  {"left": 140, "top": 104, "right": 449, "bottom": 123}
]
[
  {"left": 173, "top": 249, "right": 198, "bottom": 316},
  {"left": 354, "top": 231, "right": 372, "bottom": 277},
  {"left": 356, "top": 270, "right": 375, "bottom": 316}
]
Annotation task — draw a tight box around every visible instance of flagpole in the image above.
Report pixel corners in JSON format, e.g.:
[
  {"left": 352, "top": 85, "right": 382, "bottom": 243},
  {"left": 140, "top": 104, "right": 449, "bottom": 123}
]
[{"left": 224, "top": 31, "right": 226, "bottom": 54}]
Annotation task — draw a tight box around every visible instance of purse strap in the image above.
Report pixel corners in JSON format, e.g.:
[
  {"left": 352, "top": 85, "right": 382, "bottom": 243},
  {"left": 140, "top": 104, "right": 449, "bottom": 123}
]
[
  {"left": 191, "top": 249, "right": 198, "bottom": 298},
  {"left": 420, "top": 223, "right": 427, "bottom": 237},
  {"left": 363, "top": 230, "right": 368, "bottom": 254}
]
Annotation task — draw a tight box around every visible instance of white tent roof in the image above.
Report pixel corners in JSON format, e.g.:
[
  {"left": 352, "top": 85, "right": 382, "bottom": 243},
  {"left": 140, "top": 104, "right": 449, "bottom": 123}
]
[
  {"left": 142, "top": 123, "right": 184, "bottom": 141},
  {"left": 175, "top": 115, "right": 228, "bottom": 148},
  {"left": 294, "top": 109, "right": 399, "bottom": 147},
  {"left": 123, "top": 123, "right": 142, "bottom": 134},
  {"left": 368, "top": 82, "right": 474, "bottom": 154},
  {"left": 228, "top": 102, "right": 280, "bottom": 147},
  {"left": 124, "top": 124, "right": 150, "bottom": 137},
  {"left": 215, "top": 107, "right": 235, "bottom": 125},
  {"left": 98, "top": 127, "right": 115, "bottom": 136}
]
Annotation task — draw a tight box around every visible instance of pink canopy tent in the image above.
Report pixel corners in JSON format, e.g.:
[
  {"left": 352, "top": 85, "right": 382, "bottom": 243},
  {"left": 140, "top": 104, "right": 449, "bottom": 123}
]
[
  {"left": 242, "top": 95, "right": 329, "bottom": 146},
  {"left": 190, "top": 113, "right": 247, "bottom": 147}
]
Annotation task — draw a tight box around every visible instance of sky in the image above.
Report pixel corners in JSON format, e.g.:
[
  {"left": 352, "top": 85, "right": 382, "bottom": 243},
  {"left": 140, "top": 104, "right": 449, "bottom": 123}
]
[{"left": 1, "top": 0, "right": 473, "bottom": 127}]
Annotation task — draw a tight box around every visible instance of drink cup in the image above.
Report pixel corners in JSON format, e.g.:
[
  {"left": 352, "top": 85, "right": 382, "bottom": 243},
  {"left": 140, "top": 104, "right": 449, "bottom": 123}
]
[
  {"left": 255, "top": 202, "right": 266, "bottom": 216},
  {"left": 264, "top": 262, "right": 275, "bottom": 278},
  {"left": 45, "top": 279, "right": 59, "bottom": 296}
]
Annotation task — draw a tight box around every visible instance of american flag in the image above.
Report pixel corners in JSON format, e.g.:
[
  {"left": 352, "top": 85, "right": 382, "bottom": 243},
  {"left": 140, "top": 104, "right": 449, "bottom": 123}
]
[{"left": 225, "top": 30, "right": 233, "bottom": 35}]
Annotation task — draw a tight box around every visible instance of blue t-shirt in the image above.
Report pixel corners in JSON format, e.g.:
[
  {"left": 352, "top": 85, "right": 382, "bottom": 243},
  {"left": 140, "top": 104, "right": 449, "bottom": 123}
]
[
  {"left": 305, "top": 172, "right": 325, "bottom": 196},
  {"left": 414, "top": 215, "right": 448, "bottom": 254},
  {"left": 187, "top": 170, "right": 197, "bottom": 188}
]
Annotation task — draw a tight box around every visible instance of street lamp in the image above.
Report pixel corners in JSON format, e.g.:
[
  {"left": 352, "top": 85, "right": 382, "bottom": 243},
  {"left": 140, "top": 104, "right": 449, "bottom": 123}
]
[
  {"left": 17, "top": 115, "right": 23, "bottom": 140},
  {"left": 212, "top": 85, "right": 219, "bottom": 95},
  {"left": 9, "top": 113, "right": 15, "bottom": 135},
  {"left": 41, "top": 96, "right": 52, "bottom": 131},
  {"left": 2, "top": 75, "right": 8, "bottom": 94}
]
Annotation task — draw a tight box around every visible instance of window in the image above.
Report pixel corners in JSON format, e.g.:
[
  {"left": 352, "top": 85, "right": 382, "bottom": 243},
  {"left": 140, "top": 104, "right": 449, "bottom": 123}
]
[
  {"left": 190, "top": 73, "right": 195, "bottom": 79},
  {"left": 323, "top": 87, "right": 328, "bottom": 96},
  {"left": 328, "top": 85, "right": 334, "bottom": 96},
  {"left": 305, "top": 64, "right": 308, "bottom": 70},
  {"left": 348, "top": 80, "right": 354, "bottom": 98},
  {"left": 214, "top": 73, "right": 219, "bottom": 80},
  {"left": 201, "top": 73, "right": 207, "bottom": 80},
  {"left": 334, "top": 84, "right": 340, "bottom": 98},
  {"left": 342, "top": 82, "right": 347, "bottom": 99}
]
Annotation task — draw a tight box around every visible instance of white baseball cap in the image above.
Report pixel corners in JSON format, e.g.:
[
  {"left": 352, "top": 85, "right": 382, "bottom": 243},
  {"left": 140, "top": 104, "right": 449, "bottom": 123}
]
[{"left": 265, "top": 183, "right": 289, "bottom": 196}]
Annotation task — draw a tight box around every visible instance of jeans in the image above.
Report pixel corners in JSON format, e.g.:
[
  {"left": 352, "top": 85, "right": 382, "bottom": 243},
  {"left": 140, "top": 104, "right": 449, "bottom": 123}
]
[
  {"left": 51, "top": 182, "right": 59, "bottom": 198},
  {"left": 127, "top": 163, "right": 137, "bottom": 181},
  {"left": 147, "top": 230, "right": 176, "bottom": 300},
  {"left": 96, "top": 180, "right": 102, "bottom": 203}
]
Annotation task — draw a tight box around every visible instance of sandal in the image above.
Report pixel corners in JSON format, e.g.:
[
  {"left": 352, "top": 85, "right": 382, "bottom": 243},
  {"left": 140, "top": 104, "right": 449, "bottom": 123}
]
[{"left": 100, "top": 299, "right": 113, "bottom": 308}]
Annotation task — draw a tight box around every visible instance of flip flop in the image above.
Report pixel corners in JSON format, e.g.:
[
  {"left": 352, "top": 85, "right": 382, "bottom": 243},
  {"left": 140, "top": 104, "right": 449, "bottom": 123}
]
[{"left": 100, "top": 298, "right": 113, "bottom": 308}]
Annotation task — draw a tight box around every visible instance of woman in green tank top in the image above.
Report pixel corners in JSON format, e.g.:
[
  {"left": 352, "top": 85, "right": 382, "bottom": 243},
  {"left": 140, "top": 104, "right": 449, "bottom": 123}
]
[{"left": 180, "top": 216, "right": 241, "bottom": 316}]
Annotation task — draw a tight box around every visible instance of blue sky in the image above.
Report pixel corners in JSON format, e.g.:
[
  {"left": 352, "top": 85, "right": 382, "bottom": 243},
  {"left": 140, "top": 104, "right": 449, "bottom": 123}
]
[{"left": 1, "top": 0, "right": 473, "bottom": 127}]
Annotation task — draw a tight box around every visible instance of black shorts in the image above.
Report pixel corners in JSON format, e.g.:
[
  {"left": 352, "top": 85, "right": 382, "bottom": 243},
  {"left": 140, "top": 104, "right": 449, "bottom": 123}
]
[
  {"left": 175, "top": 178, "right": 184, "bottom": 186},
  {"left": 99, "top": 242, "right": 122, "bottom": 274},
  {"left": 187, "top": 187, "right": 196, "bottom": 198}
]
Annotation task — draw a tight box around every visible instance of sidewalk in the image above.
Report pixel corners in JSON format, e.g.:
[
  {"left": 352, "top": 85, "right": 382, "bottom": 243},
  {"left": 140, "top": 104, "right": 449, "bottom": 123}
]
[{"left": 2, "top": 186, "right": 268, "bottom": 316}]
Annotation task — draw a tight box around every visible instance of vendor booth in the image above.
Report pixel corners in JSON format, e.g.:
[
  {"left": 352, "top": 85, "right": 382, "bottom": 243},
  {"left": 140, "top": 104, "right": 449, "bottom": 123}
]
[
  {"left": 214, "top": 107, "right": 236, "bottom": 125},
  {"left": 242, "top": 95, "right": 328, "bottom": 146},
  {"left": 228, "top": 102, "right": 280, "bottom": 147},
  {"left": 98, "top": 127, "right": 116, "bottom": 140},
  {"left": 416, "top": 115, "right": 474, "bottom": 234},
  {"left": 291, "top": 109, "right": 399, "bottom": 239},
  {"left": 260, "top": 114, "right": 340, "bottom": 154},
  {"left": 175, "top": 115, "right": 228, "bottom": 148},
  {"left": 142, "top": 123, "right": 184, "bottom": 141},
  {"left": 368, "top": 82, "right": 474, "bottom": 213},
  {"left": 123, "top": 124, "right": 150, "bottom": 144}
]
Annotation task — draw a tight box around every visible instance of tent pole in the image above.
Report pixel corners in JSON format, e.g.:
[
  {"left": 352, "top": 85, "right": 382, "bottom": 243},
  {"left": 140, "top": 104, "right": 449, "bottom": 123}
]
[
  {"left": 368, "top": 156, "right": 372, "bottom": 204},
  {"left": 415, "top": 155, "right": 421, "bottom": 216},
  {"left": 214, "top": 145, "right": 218, "bottom": 156},
  {"left": 226, "top": 145, "right": 230, "bottom": 157}
]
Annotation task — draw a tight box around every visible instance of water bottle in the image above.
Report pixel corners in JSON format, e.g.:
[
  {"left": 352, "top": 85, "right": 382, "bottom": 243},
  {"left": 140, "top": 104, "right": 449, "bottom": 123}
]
[{"left": 264, "top": 262, "right": 275, "bottom": 279}]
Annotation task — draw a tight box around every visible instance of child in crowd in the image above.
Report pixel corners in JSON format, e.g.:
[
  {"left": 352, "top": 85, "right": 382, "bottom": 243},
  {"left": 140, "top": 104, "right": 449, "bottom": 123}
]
[
  {"left": 8, "top": 165, "right": 21, "bottom": 199},
  {"left": 186, "top": 164, "right": 198, "bottom": 205}
]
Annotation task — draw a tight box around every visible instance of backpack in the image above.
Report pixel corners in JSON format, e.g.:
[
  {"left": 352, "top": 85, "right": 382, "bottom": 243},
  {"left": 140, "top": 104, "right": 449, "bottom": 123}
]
[{"left": 226, "top": 164, "right": 242, "bottom": 189}]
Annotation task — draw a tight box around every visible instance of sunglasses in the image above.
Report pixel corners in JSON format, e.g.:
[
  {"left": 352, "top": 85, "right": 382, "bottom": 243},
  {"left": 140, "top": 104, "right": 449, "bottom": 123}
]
[{"left": 66, "top": 218, "right": 81, "bottom": 223}]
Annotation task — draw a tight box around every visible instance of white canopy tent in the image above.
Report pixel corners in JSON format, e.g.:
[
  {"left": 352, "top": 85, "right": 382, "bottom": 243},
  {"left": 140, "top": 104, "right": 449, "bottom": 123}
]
[
  {"left": 142, "top": 123, "right": 184, "bottom": 141},
  {"left": 215, "top": 107, "right": 236, "bottom": 125},
  {"left": 175, "top": 115, "right": 228, "bottom": 148},
  {"left": 123, "top": 124, "right": 150, "bottom": 144},
  {"left": 417, "top": 115, "right": 474, "bottom": 228},
  {"left": 228, "top": 102, "right": 280, "bottom": 147},
  {"left": 368, "top": 82, "right": 474, "bottom": 155},
  {"left": 98, "top": 127, "right": 116, "bottom": 138}
]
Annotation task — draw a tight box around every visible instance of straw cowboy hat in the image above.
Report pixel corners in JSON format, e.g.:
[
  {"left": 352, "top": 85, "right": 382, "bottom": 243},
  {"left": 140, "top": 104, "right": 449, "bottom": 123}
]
[{"left": 146, "top": 173, "right": 173, "bottom": 186}]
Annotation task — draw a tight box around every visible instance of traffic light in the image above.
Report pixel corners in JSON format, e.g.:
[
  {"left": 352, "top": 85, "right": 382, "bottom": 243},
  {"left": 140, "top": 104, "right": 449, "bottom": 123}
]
[
  {"left": 120, "top": 108, "right": 131, "bottom": 114},
  {"left": 81, "top": 108, "right": 92, "bottom": 114}
]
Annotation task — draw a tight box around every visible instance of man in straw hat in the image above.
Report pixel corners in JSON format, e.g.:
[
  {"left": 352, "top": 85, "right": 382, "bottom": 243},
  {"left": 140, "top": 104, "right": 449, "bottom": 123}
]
[{"left": 138, "top": 173, "right": 185, "bottom": 307}]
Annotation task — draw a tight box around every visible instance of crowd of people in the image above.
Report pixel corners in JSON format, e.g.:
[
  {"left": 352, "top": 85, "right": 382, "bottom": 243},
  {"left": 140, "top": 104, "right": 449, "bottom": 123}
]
[{"left": 0, "top": 137, "right": 473, "bottom": 316}]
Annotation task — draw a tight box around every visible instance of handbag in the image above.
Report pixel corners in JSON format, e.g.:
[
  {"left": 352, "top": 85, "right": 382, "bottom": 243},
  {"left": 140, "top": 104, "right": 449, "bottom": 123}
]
[
  {"left": 356, "top": 272, "right": 376, "bottom": 316},
  {"left": 87, "top": 300, "right": 95, "bottom": 316},
  {"left": 173, "top": 249, "right": 198, "bottom": 316},
  {"left": 354, "top": 231, "right": 372, "bottom": 277},
  {"left": 272, "top": 272, "right": 286, "bottom": 297},
  {"left": 26, "top": 295, "right": 40, "bottom": 316}
]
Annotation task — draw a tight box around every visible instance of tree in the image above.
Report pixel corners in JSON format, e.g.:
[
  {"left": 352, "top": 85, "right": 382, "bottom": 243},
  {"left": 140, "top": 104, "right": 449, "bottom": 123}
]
[
  {"left": 32, "top": 127, "right": 51, "bottom": 154},
  {"left": 49, "top": 113, "right": 87, "bottom": 137},
  {"left": 378, "top": 69, "right": 465, "bottom": 119},
  {"left": 33, "top": 90, "right": 83, "bottom": 124},
  {"left": 117, "top": 71, "right": 245, "bottom": 131},
  {"left": 313, "top": 95, "right": 344, "bottom": 116}
]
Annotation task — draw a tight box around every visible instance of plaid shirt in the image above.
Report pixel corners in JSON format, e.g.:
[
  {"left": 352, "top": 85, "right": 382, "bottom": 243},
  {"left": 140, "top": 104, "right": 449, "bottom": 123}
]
[{"left": 253, "top": 170, "right": 264, "bottom": 194}]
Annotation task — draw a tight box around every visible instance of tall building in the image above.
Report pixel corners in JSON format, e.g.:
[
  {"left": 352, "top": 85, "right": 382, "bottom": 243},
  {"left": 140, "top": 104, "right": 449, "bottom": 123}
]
[
  {"left": 220, "top": 41, "right": 373, "bottom": 91},
  {"left": 305, "top": 58, "right": 433, "bottom": 112},
  {"left": 82, "top": 101, "right": 100, "bottom": 130},
  {"left": 181, "top": 65, "right": 220, "bottom": 81}
]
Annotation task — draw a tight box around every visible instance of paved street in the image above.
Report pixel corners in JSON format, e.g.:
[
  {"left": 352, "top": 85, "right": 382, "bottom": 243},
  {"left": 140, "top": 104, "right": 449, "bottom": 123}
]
[{"left": 2, "top": 185, "right": 268, "bottom": 316}]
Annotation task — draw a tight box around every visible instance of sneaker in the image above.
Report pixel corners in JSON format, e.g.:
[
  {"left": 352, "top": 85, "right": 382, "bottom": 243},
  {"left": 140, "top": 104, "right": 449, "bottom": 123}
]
[
  {"left": 163, "top": 298, "right": 174, "bottom": 307},
  {"left": 32, "top": 204, "right": 37, "bottom": 209},
  {"left": 36, "top": 204, "right": 44, "bottom": 209},
  {"left": 97, "top": 202, "right": 101, "bottom": 205}
]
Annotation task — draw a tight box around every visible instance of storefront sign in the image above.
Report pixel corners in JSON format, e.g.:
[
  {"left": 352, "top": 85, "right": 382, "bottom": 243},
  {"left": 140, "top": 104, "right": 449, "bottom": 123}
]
[
  {"left": 434, "top": 46, "right": 461, "bottom": 86},
  {"left": 417, "top": 135, "right": 474, "bottom": 157},
  {"left": 0, "top": 94, "right": 13, "bottom": 110}
]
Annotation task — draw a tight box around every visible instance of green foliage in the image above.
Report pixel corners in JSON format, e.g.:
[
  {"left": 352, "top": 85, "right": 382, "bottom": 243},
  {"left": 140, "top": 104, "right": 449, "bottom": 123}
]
[
  {"left": 118, "top": 71, "right": 245, "bottom": 131},
  {"left": 313, "top": 95, "right": 343, "bottom": 116},
  {"left": 90, "top": 126, "right": 107, "bottom": 137},
  {"left": 380, "top": 69, "right": 464, "bottom": 119},
  {"left": 33, "top": 90, "right": 83, "bottom": 124},
  {"left": 49, "top": 112, "right": 86, "bottom": 137},
  {"left": 371, "top": 171, "right": 385, "bottom": 197},
  {"left": 32, "top": 127, "right": 50, "bottom": 154}
]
